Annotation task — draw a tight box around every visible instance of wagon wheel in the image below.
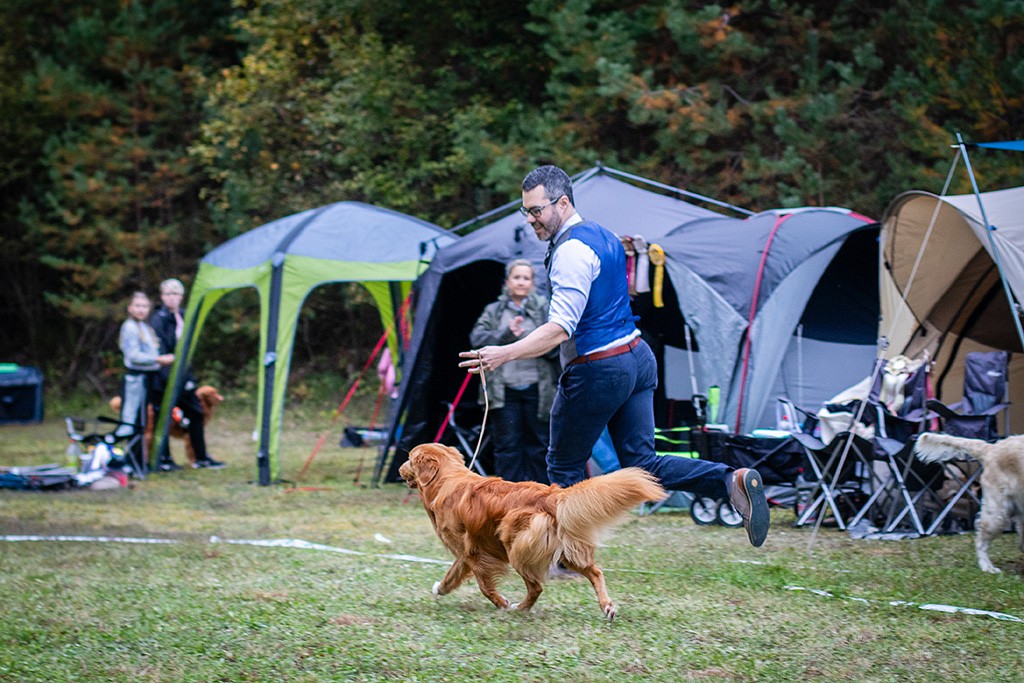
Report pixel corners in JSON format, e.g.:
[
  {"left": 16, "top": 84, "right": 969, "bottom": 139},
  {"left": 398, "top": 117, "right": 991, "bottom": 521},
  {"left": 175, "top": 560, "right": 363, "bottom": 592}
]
[
  {"left": 717, "top": 499, "right": 744, "bottom": 528},
  {"left": 690, "top": 496, "right": 719, "bottom": 525}
]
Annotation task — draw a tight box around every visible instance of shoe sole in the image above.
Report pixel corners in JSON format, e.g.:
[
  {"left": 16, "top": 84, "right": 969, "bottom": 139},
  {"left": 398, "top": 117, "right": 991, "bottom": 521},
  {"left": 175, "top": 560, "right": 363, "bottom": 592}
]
[{"left": 739, "top": 469, "right": 769, "bottom": 547}]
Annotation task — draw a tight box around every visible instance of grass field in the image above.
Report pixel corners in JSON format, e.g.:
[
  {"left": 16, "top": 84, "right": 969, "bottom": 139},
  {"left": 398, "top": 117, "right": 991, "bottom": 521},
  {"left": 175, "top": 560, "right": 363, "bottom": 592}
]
[{"left": 2, "top": 398, "right": 1023, "bottom": 682}]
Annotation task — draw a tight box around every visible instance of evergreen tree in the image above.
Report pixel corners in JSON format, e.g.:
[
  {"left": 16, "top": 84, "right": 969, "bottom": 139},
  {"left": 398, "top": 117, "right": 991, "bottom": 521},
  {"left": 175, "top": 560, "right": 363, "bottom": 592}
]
[{"left": 12, "top": 0, "right": 237, "bottom": 386}]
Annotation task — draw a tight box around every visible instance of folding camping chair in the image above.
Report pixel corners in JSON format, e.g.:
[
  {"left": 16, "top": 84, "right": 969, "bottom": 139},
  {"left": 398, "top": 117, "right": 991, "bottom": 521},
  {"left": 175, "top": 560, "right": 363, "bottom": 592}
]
[
  {"left": 848, "top": 357, "right": 936, "bottom": 534},
  {"left": 899, "top": 351, "right": 1011, "bottom": 535},
  {"left": 790, "top": 429, "right": 876, "bottom": 530},
  {"left": 64, "top": 415, "right": 147, "bottom": 479},
  {"left": 779, "top": 387, "right": 880, "bottom": 531},
  {"left": 925, "top": 351, "right": 1010, "bottom": 441}
]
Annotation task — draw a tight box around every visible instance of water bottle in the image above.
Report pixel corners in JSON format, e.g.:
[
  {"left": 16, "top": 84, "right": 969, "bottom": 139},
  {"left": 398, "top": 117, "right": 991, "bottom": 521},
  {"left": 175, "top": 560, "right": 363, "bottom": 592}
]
[
  {"left": 66, "top": 442, "right": 81, "bottom": 470},
  {"left": 707, "top": 385, "right": 720, "bottom": 424}
]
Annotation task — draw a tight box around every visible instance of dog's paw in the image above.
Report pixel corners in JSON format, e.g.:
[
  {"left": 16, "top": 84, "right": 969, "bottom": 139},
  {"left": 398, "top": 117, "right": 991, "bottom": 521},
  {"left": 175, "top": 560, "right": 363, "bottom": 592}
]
[
  {"left": 979, "top": 562, "right": 1002, "bottom": 574},
  {"left": 508, "top": 602, "right": 519, "bottom": 610},
  {"left": 603, "top": 601, "right": 617, "bottom": 622},
  {"left": 432, "top": 581, "right": 444, "bottom": 596}
]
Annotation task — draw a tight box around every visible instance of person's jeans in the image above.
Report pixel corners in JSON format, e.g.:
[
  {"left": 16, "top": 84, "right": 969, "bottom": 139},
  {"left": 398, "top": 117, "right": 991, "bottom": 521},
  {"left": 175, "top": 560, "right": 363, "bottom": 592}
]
[
  {"left": 491, "top": 384, "right": 549, "bottom": 483},
  {"left": 547, "top": 339, "right": 729, "bottom": 498}
]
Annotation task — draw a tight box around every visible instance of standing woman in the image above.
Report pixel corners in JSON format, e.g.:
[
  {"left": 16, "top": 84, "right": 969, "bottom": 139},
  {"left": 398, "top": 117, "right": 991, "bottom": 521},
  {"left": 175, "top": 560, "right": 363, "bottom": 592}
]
[{"left": 469, "top": 259, "right": 559, "bottom": 483}]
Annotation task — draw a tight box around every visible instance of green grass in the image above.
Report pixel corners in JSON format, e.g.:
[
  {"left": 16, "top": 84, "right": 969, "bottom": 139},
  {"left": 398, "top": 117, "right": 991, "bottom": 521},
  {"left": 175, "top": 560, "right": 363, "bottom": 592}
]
[{"left": 2, "top": 401, "right": 1023, "bottom": 682}]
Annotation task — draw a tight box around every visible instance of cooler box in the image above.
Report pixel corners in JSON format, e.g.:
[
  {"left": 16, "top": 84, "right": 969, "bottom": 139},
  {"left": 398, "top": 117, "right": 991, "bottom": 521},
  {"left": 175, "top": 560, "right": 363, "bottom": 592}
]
[{"left": 0, "top": 364, "right": 44, "bottom": 424}]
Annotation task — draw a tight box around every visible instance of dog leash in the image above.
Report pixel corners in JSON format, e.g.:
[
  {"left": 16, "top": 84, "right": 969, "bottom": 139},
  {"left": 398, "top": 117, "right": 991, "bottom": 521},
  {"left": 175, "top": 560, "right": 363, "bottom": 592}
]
[{"left": 468, "top": 354, "right": 489, "bottom": 473}]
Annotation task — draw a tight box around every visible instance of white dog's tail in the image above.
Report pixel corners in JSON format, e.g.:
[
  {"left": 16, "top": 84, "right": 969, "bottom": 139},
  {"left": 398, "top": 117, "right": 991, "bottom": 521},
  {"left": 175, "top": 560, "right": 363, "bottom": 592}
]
[
  {"left": 555, "top": 467, "right": 666, "bottom": 568},
  {"left": 914, "top": 432, "right": 994, "bottom": 464}
]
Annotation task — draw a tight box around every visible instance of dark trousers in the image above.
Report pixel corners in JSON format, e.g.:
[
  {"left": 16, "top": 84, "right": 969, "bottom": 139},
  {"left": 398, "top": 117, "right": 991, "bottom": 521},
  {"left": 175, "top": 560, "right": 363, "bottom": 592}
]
[
  {"left": 491, "top": 384, "right": 550, "bottom": 484},
  {"left": 154, "top": 384, "right": 208, "bottom": 462},
  {"left": 548, "top": 339, "right": 730, "bottom": 498}
]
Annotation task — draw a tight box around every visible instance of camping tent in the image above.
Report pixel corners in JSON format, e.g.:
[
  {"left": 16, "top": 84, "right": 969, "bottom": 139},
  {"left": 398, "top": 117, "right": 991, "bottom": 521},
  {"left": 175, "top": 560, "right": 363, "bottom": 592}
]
[
  {"left": 375, "top": 167, "right": 743, "bottom": 482},
  {"left": 378, "top": 199, "right": 880, "bottom": 481},
  {"left": 157, "top": 201, "right": 457, "bottom": 484},
  {"left": 655, "top": 208, "right": 880, "bottom": 434},
  {"left": 881, "top": 184, "right": 1024, "bottom": 432}
]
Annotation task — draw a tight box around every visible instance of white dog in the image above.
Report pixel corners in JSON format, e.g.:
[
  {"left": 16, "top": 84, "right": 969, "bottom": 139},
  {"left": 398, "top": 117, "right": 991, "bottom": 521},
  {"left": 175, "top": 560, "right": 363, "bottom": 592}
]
[{"left": 914, "top": 432, "right": 1024, "bottom": 573}]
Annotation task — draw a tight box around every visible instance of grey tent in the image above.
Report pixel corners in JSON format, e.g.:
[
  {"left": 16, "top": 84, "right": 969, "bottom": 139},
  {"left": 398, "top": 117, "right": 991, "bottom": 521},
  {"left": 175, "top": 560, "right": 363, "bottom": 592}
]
[
  {"left": 656, "top": 208, "right": 880, "bottom": 434},
  {"left": 375, "top": 167, "right": 743, "bottom": 482},
  {"left": 157, "top": 201, "right": 456, "bottom": 484}
]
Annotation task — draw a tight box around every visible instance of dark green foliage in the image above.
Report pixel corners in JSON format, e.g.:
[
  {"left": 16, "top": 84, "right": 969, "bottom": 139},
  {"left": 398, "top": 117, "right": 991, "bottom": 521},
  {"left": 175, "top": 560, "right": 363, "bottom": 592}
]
[
  {"left": 2, "top": 0, "right": 1022, "bottom": 395},
  {"left": 2, "top": 0, "right": 238, "bottom": 388}
]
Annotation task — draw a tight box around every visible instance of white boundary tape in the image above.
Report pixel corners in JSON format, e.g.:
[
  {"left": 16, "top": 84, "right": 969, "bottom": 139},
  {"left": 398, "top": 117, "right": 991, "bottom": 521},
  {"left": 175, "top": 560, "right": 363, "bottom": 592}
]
[
  {"left": 2, "top": 535, "right": 1019, "bottom": 623},
  {"left": 785, "top": 585, "right": 1023, "bottom": 623},
  {"left": 0, "top": 534, "right": 450, "bottom": 565}
]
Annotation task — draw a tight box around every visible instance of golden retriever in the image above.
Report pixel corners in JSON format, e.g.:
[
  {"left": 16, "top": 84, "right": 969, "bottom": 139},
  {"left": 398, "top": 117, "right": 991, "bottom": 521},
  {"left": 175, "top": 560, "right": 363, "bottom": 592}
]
[
  {"left": 110, "top": 385, "right": 224, "bottom": 464},
  {"left": 399, "top": 443, "right": 666, "bottom": 619},
  {"left": 914, "top": 432, "right": 1024, "bottom": 573}
]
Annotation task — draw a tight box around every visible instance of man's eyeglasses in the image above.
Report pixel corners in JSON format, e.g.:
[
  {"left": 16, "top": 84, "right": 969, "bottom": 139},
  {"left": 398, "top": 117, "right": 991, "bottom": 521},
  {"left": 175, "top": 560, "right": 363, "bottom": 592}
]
[{"left": 518, "top": 196, "right": 561, "bottom": 218}]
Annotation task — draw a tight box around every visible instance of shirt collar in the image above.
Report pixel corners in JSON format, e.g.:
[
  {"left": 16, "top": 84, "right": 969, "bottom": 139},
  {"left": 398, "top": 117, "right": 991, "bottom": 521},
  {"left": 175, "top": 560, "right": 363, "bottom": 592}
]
[{"left": 551, "top": 211, "right": 583, "bottom": 244}]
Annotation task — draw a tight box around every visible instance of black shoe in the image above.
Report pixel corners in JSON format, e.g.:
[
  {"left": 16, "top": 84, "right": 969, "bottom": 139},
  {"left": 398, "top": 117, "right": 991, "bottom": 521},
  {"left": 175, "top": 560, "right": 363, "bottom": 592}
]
[
  {"left": 157, "top": 460, "right": 183, "bottom": 472},
  {"left": 729, "top": 468, "right": 769, "bottom": 547},
  {"left": 192, "top": 457, "right": 226, "bottom": 470}
]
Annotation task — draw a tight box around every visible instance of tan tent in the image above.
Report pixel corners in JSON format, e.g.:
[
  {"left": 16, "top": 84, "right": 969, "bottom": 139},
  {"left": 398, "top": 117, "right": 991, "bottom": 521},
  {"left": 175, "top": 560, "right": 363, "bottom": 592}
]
[{"left": 880, "top": 185, "right": 1024, "bottom": 432}]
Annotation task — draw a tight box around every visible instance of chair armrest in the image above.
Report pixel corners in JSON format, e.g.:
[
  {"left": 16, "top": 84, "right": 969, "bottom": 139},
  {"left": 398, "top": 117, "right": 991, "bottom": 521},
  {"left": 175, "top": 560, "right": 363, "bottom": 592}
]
[
  {"left": 976, "top": 401, "right": 1011, "bottom": 416},
  {"left": 790, "top": 432, "right": 826, "bottom": 452},
  {"left": 925, "top": 399, "right": 961, "bottom": 420}
]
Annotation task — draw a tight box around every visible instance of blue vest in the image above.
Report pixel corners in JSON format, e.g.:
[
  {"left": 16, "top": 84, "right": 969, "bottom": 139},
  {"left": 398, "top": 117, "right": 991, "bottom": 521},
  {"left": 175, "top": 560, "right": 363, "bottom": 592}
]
[{"left": 557, "top": 221, "right": 637, "bottom": 354}]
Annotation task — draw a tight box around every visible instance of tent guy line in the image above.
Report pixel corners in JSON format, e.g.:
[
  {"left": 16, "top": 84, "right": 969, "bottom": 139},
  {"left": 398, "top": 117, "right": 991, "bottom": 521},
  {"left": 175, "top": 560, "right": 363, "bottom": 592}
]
[{"left": 3, "top": 534, "right": 1019, "bottom": 624}]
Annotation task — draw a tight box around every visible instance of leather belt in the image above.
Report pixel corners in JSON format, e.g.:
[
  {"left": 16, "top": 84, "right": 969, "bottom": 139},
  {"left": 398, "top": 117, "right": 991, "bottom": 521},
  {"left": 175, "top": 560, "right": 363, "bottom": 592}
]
[{"left": 568, "top": 337, "right": 641, "bottom": 366}]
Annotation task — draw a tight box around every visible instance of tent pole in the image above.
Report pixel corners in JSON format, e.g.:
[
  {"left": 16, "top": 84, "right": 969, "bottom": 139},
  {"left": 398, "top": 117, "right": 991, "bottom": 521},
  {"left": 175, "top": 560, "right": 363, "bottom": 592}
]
[
  {"left": 600, "top": 166, "right": 753, "bottom": 216},
  {"left": 683, "top": 324, "right": 699, "bottom": 398},
  {"left": 882, "top": 151, "right": 961, "bottom": 345},
  {"left": 796, "top": 324, "right": 804, "bottom": 411},
  {"left": 257, "top": 255, "right": 285, "bottom": 486},
  {"left": 957, "top": 132, "right": 1024, "bottom": 352}
]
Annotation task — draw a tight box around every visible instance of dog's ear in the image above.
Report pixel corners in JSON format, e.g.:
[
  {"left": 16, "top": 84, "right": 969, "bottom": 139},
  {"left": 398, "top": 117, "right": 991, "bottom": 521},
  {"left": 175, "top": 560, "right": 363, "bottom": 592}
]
[
  {"left": 410, "top": 445, "right": 446, "bottom": 487},
  {"left": 415, "top": 460, "right": 439, "bottom": 488}
]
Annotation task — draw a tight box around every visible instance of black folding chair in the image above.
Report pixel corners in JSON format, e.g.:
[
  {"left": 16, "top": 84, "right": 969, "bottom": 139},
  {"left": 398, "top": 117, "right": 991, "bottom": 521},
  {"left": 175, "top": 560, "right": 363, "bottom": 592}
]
[
  {"left": 790, "top": 429, "right": 875, "bottom": 530},
  {"left": 64, "top": 415, "right": 147, "bottom": 479},
  {"left": 849, "top": 359, "right": 935, "bottom": 534},
  {"left": 926, "top": 351, "right": 1010, "bottom": 441}
]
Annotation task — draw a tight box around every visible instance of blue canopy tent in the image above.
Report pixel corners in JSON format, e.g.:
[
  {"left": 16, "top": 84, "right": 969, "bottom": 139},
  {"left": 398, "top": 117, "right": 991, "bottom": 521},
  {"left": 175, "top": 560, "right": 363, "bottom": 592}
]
[{"left": 157, "top": 201, "right": 456, "bottom": 485}]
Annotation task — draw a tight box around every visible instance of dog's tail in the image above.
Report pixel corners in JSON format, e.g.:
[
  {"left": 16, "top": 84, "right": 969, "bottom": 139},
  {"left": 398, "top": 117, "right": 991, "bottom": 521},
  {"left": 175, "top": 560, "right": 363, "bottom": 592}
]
[
  {"left": 555, "top": 467, "right": 666, "bottom": 568},
  {"left": 914, "top": 432, "right": 994, "bottom": 464}
]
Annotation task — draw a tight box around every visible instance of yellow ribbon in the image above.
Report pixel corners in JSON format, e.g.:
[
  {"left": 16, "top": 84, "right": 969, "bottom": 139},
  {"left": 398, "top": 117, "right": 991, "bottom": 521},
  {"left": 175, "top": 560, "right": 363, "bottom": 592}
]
[{"left": 648, "top": 244, "right": 665, "bottom": 308}]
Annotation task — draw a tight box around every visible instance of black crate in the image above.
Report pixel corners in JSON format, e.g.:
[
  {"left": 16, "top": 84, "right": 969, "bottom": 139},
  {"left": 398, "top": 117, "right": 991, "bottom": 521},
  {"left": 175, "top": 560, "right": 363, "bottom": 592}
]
[{"left": 0, "top": 365, "right": 44, "bottom": 424}]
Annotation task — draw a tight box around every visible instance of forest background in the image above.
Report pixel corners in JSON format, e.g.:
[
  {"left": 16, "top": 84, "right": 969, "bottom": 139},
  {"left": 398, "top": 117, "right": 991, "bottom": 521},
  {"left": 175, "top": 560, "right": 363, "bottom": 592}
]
[{"left": 1, "top": 0, "right": 1022, "bottom": 400}]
